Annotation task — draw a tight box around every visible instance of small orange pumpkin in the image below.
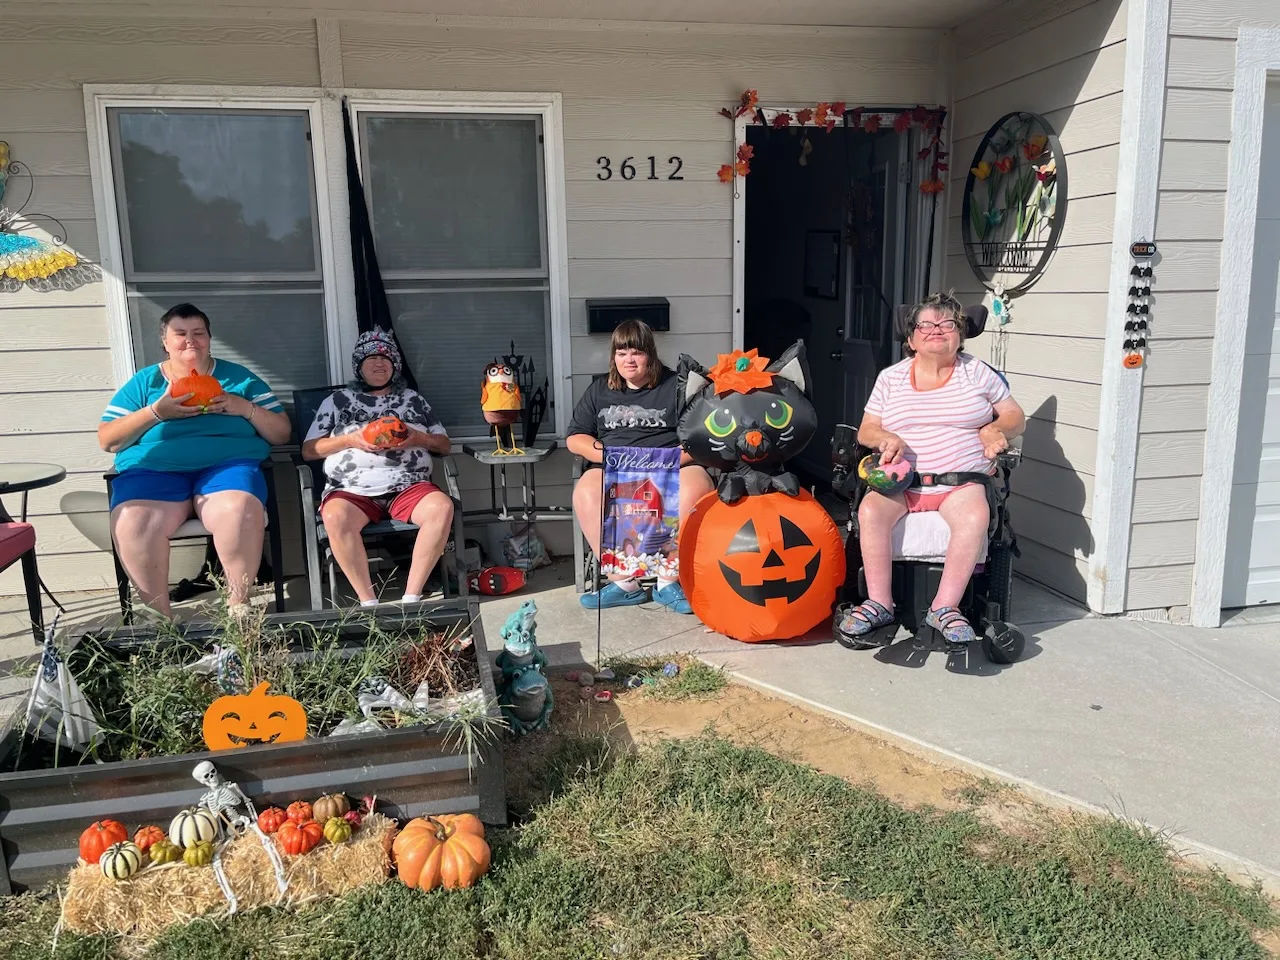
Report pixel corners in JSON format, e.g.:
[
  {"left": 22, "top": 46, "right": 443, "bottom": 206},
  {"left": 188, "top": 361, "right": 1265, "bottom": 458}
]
[
  {"left": 393, "top": 814, "right": 491, "bottom": 890},
  {"left": 257, "top": 807, "right": 288, "bottom": 834},
  {"left": 79, "top": 820, "right": 129, "bottom": 865},
  {"left": 286, "top": 800, "right": 313, "bottom": 824},
  {"left": 133, "top": 824, "right": 167, "bottom": 854},
  {"left": 362, "top": 415, "right": 410, "bottom": 448},
  {"left": 277, "top": 818, "right": 324, "bottom": 855},
  {"left": 202, "top": 682, "right": 308, "bottom": 751},
  {"left": 1123, "top": 353, "right": 1144, "bottom": 369},
  {"left": 169, "top": 371, "right": 224, "bottom": 410}
]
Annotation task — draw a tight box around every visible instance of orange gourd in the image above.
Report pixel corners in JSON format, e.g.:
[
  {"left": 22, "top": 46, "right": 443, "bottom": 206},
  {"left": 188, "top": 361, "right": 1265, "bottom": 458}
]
[
  {"left": 79, "top": 820, "right": 129, "bottom": 865},
  {"left": 679, "top": 489, "right": 845, "bottom": 643},
  {"left": 169, "top": 371, "right": 224, "bottom": 411},
  {"left": 362, "top": 416, "right": 410, "bottom": 448},
  {"left": 277, "top": 818, "right": 324, "bottom": 855},
  {"left": 257, "top": 807, "right": 288, "bottom": 834},
  {"left": 133, "top": 824, "right": 167, "bottom": 854},
  {"left": 286, "top": 800, "right": 313, "bottom": 824},
  {"left": 393, "top": 814, "right": 491, "bottom": 891}
]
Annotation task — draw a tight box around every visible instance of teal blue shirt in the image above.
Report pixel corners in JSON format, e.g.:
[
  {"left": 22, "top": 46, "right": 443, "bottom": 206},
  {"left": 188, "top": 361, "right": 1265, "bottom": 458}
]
[{"left": 101, "top": 359, "right": 284, "bottom": 474}]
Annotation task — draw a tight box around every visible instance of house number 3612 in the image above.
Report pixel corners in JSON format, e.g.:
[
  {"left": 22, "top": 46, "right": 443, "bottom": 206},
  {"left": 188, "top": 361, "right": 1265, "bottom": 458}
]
[{"left": 596, "top": 156, "right": 684, "bottom": 181}]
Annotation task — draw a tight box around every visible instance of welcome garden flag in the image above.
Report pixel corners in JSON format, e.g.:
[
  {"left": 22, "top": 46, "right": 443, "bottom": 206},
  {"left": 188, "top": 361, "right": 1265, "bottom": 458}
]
[{"left": 599, "top": 446, "right": 682, "bottom": 581}]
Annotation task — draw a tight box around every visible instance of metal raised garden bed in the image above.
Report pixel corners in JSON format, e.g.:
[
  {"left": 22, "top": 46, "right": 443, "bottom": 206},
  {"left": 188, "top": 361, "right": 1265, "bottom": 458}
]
[{"left": 0, "top": 597, "right": 505, "bottom": 894}]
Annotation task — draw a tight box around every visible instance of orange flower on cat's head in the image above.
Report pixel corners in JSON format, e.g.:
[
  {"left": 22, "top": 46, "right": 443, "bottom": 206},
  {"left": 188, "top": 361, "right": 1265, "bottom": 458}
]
[{"left": 707, "top": 349, "right": 775, "bottom": 396}]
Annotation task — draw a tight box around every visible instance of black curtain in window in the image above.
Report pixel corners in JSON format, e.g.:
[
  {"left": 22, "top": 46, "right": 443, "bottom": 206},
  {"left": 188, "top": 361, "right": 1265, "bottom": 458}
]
[{"left": 341, "top": 97, "right": 419, "bottom": 391}]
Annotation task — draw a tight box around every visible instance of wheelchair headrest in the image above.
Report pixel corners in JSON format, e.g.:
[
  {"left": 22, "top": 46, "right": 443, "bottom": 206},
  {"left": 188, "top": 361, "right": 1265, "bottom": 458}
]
[{"left": 893, "top": 302, "right": 989, "bottom": 342}]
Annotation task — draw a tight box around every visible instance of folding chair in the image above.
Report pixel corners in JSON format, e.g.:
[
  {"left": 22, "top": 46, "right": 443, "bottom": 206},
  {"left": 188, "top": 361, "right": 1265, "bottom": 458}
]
[
  {"left": 292, "top": 385, "right": 468, "bottom": 610},
  {"left": 105, "top": 461, "right": 287, "bottom": 623},
  {"left": 0, "top": 521, "right": 44, "bottom": 643}
]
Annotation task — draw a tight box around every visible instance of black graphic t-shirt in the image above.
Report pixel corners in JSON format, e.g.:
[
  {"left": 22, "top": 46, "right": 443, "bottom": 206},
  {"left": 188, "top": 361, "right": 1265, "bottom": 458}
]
[{"left": 568, "top": 366, "right": 680, "bottom": 450}]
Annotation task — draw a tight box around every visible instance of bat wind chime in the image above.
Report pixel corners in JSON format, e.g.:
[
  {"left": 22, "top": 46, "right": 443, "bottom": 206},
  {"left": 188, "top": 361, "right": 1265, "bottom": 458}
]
[{"left": 479, "top": 341, "right": 549, "bottom": 456}]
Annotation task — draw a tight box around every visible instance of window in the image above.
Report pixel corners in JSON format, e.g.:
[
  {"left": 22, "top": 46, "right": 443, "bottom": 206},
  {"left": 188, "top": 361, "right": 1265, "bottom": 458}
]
[
  {"left": 357, "top": 112, "right": 552, "bottom": 436},
  {"left": 106, "top": 107, "right": 330, "bottom": 403}
]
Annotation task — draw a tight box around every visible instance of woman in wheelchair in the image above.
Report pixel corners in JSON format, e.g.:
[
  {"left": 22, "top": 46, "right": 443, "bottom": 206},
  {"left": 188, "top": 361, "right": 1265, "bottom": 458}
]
[{"left": 837, "top": 293, "right": 1025, "bottom": 647}]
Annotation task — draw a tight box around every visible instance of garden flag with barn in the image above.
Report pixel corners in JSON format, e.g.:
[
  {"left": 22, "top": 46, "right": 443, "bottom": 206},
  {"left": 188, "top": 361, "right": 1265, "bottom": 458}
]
[{"left": 599, "top": 447, "right": 681, "bottom": 582}]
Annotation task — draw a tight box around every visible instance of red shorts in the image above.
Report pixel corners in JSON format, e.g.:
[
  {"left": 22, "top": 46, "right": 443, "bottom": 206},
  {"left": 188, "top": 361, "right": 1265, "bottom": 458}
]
[
  {"left": 903, "top": 483, "right": 980, "bottom": 513},
  {"left": 320, "top": 482, "right": 442, "bottom": 524}
]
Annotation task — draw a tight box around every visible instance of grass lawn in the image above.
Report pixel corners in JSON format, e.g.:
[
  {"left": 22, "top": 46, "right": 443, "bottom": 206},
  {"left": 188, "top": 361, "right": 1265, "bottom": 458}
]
[{"left": 3, "top": 668, "right": 1276, "bottom": 959}]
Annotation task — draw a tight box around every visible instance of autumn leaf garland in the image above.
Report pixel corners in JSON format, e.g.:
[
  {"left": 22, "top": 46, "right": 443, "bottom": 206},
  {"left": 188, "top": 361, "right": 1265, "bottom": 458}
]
[{"left": 718, "top": 91, "right": 949, "bottom": 195}]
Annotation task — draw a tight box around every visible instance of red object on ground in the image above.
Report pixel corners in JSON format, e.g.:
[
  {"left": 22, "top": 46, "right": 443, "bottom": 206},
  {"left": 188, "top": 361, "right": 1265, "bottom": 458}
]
[{"left": 469, "top": 566, "right": 526, "bottom": 595}]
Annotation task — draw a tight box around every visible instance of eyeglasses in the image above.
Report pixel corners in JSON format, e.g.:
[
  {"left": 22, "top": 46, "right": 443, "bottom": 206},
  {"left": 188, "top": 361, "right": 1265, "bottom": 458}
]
[{"left": 914, "top": 320, "right": 960, "bottom": 333}]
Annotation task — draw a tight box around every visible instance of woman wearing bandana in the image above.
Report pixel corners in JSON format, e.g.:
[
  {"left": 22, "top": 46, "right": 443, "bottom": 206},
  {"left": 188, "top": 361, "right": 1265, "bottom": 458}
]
[{"left": 301, "top": 329, "right": 454, "bottom": 605}]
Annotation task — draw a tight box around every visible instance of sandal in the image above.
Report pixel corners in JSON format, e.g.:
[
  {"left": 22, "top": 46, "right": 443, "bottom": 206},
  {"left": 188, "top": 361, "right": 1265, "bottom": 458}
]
[
  {"left": 925, "top": 606, "right": 977, "bottom": 647},
  {"left": 836, "top": 599, "right": 896, "bottom": 638}
]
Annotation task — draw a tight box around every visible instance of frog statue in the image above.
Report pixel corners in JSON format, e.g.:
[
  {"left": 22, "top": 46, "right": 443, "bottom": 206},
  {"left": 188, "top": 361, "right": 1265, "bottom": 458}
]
[{"left": 494, "top": 599, "right": 552, "bottom": 735}]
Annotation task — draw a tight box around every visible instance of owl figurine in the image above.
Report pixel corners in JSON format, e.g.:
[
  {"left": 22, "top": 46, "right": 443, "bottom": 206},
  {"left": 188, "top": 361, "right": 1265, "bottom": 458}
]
[{"left": 480, "top": 360, "right": 524, "bottom": 455}]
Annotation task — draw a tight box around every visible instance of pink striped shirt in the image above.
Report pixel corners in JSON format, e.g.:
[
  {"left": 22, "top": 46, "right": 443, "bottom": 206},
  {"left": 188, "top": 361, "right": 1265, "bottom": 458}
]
[{"left": 864, "top": 353, "right": 1010, "bottom": 475}]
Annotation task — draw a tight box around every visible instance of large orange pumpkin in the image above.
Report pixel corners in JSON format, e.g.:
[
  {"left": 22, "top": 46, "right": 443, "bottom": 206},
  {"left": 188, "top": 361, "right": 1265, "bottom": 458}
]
[
  {"left": 201, "top": 681, "right": 308, "bottom": 751},
  {"left": 79, "top": 820, "right": 129, "bottom": 865},
  {"left": 362, "top": 416, "right": 410, "bottom": 448},
  {"left": 393, "top": 814, "right": 491, "bottom": 890},
  {"left": 679, "top": 489, "right": 845, "bottom": 642},
  {"left": 169, "top": 371, "right": 224, "bottom": 411}
]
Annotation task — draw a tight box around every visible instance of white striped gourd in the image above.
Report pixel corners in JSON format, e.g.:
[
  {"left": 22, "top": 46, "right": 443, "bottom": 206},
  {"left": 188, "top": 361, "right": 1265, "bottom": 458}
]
[
  {"left": 169, "top": 807, "right": 218, "bottom": 849},
  {"left": 100, "top": 841, "right": 142, "bottom": 880}
]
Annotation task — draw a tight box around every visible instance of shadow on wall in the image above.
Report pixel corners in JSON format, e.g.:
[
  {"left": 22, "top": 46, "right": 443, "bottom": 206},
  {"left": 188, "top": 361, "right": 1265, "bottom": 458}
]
[{"left": 1016, "top": 396, "right": 1092, "bottom": 603}]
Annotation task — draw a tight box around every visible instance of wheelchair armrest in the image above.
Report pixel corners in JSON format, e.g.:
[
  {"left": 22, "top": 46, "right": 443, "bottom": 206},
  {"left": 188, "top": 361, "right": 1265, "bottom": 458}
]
[{"left": 437, "top": 453, "right": 465, "bottom": 505}]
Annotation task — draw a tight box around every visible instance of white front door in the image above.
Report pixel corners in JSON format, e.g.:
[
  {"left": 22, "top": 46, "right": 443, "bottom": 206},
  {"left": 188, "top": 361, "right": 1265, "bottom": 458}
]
[{"left": 1224, "top": 79, "right": 1280, "bottom": 607}]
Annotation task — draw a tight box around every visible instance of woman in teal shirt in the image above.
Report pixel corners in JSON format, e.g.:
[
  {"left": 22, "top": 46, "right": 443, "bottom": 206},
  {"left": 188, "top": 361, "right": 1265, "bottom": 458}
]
[{"left": 98, "top": 303, "right": 292, "bottom": 618}]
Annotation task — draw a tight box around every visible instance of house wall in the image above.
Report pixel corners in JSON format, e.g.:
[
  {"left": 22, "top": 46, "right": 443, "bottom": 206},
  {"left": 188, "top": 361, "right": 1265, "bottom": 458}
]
[
  {"left": 0, "top": 10, "right": 944, "bottom": 598},
  {"left": 1129, "top": 1, "right": 1278, "bottom": 613},
  {"left": 943, "top": 0, "right": 1127, "bottom": 603}
]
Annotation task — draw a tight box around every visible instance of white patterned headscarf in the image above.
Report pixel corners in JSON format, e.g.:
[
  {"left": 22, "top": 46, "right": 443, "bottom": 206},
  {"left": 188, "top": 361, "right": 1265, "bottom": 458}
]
[{"left": 351, "top": 328, "right": 404, "bottom": 386}]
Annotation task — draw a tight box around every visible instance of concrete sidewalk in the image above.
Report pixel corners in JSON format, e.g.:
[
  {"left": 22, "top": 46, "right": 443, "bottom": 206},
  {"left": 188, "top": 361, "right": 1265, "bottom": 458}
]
[{"left": 3, "top": 564, "right": 1276, "bottom": 888}]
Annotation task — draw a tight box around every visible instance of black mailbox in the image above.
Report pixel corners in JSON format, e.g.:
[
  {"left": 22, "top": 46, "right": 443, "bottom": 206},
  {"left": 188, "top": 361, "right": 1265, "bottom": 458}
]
[{"left": 586, "top": 297, "right": 670, "bottom": 334}]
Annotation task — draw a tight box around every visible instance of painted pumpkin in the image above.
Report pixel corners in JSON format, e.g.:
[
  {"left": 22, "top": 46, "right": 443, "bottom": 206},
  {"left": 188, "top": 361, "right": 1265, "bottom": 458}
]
[
  {"left": 169, "top": 371, "right": 224, "bottom": 411},
  {"left": 393, "top": 814, "right": 491, "bottom": 891},
  {"left": 100, "top": 841, "right": 142, "bottom": 880},
  {"left": 679, "top": 489, "right": 845, "bottom": 643},
  {"left": 148, "top": 840, "right": 182, "bottom": 865},
  {"left": 169, "top": 807, "right": 218, "bottom": 849},
  {"left": 857, "top": 453, "right": 914, "bottom": 496},
  {"left": 202, "top": 681, "right": 308, "bottom": 751},
  {"left": 257, "top": 807, "right": 288, "bottom": 834},
  {"left": 133, "top": 824, "right": 167, "bottom": 854},
  {"left": 277, "top": 819, "right": 324, "bottom": 855},
  {"left": 79, "top": 820, "right": 129, "bottom": 865},
  {"left": 313, "top": 794, "right": 350, "bottom": 823},
  {"left": 183, "top": 840, "right": 215, "bottom": 867},
  {"left": 362, "top": 415, "right": 410, "bottom": 448},
  {"left": 286, "top": 800, "right": 313, "bottom": 824},
  {"left": 323, "top": 817, "right": 352, "bottom": 845}
]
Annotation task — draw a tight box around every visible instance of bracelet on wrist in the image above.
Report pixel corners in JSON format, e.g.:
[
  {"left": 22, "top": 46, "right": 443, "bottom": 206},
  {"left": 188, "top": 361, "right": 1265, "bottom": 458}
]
[{"left": 149, "top": 403, "right": 163, "bottom": 423}]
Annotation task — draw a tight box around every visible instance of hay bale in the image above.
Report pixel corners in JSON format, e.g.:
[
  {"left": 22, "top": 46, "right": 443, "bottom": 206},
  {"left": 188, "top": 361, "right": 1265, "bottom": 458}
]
[{"left": 61, "top": 814, "right": 396, "bottom": 939}]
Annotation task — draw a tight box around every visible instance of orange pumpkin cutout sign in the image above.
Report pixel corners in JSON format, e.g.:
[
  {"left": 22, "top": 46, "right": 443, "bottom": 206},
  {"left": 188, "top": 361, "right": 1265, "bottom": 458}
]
[
  {"left": 202, "top": 682, "right": 307, "bottom": 751},
  {"left": 362, "top": 416, "right": 410, "bottom": 448},
  {"left": 169, "top": 371, "right": 224, "bottom": 411},
  {"left": 679, "top": 489, "right": 844, "bottom": 642},
  {"left": 1123, "top": 353, "right": 1144, "bottom": 369}
]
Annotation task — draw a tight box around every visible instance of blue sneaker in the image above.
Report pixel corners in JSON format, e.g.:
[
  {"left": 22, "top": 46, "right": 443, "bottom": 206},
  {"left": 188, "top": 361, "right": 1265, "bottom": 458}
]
[
  {"left": 580, "top": 581, "right": 649, "bottom": 609},
  {"left": 651, "top": 581, "right": 693, "bottom": 615}
]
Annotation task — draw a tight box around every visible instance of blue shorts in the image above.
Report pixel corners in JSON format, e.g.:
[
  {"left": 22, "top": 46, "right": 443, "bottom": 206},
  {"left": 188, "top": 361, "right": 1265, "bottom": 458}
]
[{"left": 109, "top": 459, "right": 267, "bottom": 510}]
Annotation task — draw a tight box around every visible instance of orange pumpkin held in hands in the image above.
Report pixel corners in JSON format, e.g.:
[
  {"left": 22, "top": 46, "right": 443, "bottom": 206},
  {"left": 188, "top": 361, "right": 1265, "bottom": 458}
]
[
  {"left": 393, "top": 814, "right": 491, "bottom": 890},
  {"left": 257, "top": 807, "right": 288, "bottom": 834},
  {"left": 286, "top": 800, "right": 313, "bottom": 824},
  {"left": 169, "top": 370, "right": 224, "bottom": 411},
  {"left": 133, "top": 824, "right": 167, "bottom": 854},
  {"left": 362, "top": 415, "right": 410, "bottom": 448},
  {"left": 277, "top": 818, "right": 324, "bottom": 855},
  {"left": 79, "top": 820, "right": 129, "bottom": 865},
  {"left": 202, "top": 682, "right": 308, "bottom": 751}
]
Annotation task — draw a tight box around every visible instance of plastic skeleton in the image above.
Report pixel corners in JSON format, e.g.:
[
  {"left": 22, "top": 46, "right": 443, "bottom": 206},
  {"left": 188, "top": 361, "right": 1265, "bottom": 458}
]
[{"left": 192, "top": 760, "right": 288, "bottom": 911}]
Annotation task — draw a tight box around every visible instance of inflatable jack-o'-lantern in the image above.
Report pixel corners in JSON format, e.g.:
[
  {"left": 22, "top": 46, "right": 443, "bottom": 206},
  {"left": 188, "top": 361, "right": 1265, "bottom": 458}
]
[{"left": 680, "top": 488, "right": 844, "bottom": 642}]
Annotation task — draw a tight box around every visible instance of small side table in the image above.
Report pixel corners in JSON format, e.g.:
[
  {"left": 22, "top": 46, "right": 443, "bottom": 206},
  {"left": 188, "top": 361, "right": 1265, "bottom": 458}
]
[
  {"left": 460, "top": 442, "right": 574, "bottom": 528},
  {"left": 0, "top": 462, "right": 69, "bottom": 616}
]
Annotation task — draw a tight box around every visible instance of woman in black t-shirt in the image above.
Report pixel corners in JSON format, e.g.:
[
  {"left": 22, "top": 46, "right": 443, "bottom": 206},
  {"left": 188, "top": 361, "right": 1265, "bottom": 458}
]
[{"left": 567, "top": 319, "right": 714, "bottom": 613}]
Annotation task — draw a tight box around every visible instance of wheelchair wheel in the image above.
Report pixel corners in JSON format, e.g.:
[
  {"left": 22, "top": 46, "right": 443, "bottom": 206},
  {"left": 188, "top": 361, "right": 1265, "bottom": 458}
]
[{"left": 982, "top": 621, "right": 1025, "bottom": 664}]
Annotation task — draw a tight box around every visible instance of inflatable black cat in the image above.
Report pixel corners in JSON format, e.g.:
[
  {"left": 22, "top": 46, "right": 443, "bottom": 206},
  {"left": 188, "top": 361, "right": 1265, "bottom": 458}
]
[{"left": 677, "top": 342, "right": 817, "bottom": 503}]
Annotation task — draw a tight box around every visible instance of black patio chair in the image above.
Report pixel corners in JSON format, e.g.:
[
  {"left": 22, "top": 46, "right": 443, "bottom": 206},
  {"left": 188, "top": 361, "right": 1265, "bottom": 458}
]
[{"left": 292, "top": 385, "right": 468, "bottom": 610}]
